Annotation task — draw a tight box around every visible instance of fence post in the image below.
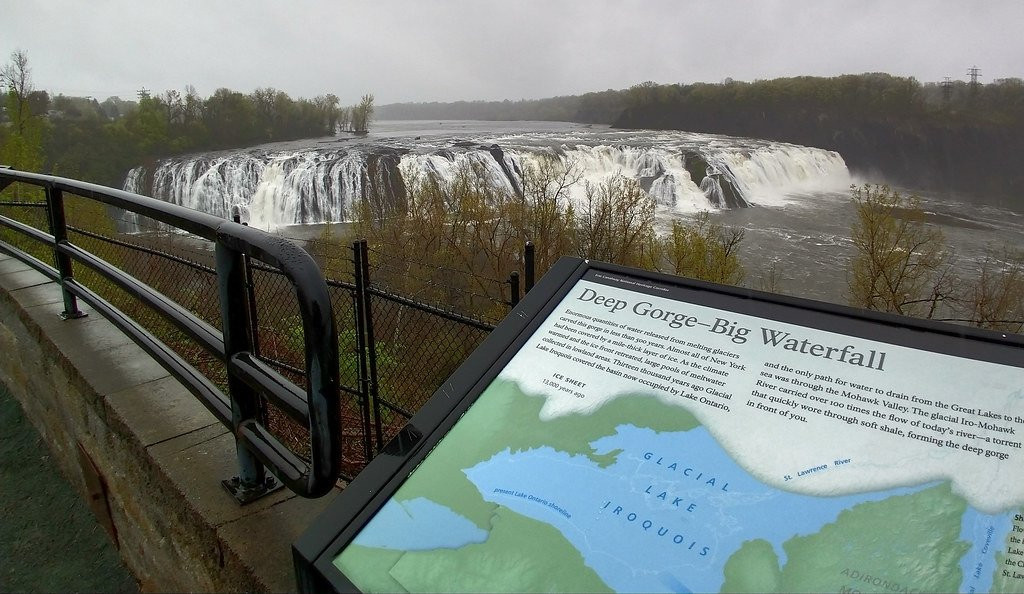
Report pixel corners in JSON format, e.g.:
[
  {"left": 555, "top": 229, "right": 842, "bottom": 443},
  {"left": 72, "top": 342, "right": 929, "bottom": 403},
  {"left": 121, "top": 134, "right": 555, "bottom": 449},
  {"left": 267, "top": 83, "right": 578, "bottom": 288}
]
[
  {"left": 524, "top": 241, "right": 535, "bottom": 293},
  {"left": 44, "top": 186, "right": 87, "bottom": 319},
  {"left": 215, "top": 241, "right": 281, "bottom": 504},
  {"left": 357, "top": 239, "right": 385, "bottom": 452},
  {"left": 508, "top": 271, "right": 520, "bottom": 307},
  {"left": 351, "top": 240, "right": 375, "bottom": 462}
]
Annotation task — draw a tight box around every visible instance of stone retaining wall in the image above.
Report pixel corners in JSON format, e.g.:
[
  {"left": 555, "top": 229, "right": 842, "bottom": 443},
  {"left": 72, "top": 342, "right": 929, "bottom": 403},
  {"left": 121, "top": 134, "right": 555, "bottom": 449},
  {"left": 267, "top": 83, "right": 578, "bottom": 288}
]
[{"left": 0, "top": 253, "right": 339, "bottom": 592}]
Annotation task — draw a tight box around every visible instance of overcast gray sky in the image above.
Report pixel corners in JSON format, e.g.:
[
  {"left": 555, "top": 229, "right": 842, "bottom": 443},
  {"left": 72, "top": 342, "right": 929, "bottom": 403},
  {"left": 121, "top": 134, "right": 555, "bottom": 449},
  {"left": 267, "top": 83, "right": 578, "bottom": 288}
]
[{"left": 4, "top": 1, "right": 1022, "bottom": 105}]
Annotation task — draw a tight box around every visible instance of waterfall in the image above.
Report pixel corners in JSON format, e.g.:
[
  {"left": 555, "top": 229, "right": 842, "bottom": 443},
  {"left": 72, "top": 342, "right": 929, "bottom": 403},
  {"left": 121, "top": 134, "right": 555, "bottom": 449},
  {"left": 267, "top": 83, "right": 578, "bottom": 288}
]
[
  {"left": 124, "top": 149, "right": 374, "bottom": 231},
  {"left": 715, "top": 145, "right": 851, "bottom": 206},
  {"left": 700, "top": 177, "right": 726, "bottom": 208},
  {"left": 122, "top": 132, "right": 852, "bottom": 229},
  {"left": 122, "top": 166, "right": 147, "bottom": 195}
]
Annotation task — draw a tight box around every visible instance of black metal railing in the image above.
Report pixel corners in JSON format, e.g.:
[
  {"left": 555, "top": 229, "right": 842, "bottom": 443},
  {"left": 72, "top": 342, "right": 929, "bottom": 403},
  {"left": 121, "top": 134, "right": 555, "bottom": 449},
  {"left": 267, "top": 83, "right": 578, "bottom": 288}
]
[
  {"left": 0, "top": 168, "right": 541, "bottom": 484},
  {"left": 0, "top": 169, "right": 340, "bottom": 502}
]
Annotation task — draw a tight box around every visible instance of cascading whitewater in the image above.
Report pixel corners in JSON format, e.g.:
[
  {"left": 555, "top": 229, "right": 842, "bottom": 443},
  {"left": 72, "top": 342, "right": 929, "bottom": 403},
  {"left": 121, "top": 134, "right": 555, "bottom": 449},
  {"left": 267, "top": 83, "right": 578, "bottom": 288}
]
[{"left": 123, "top": 128, "right": 852, "bottom": 230}]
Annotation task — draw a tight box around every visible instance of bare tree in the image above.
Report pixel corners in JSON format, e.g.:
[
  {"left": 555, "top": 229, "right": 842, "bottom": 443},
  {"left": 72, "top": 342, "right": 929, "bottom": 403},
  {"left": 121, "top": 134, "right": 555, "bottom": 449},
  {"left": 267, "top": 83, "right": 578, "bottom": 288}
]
[
  {"left": 336, "top": 106, "right": 351, "bottom": 132},
  {"left": 519, "top": 156, "right": 581, "bottom": 273},
  {"left": 575, "top": 175, "right": 657, "bottom": 268},
  {"left": 162, "top": 89, "right": 184, "bottom": 125},
  {"left": 1, "top": 50, "right": 34, "bottom": 134},
  {"left": 848, "top": 185, "right": 955, "bottom": 318},
  {"left": 942, "top": 246, "right": 1024, "bottom": 333},
  {"left": 183, "top": 85, "right": 203, "bottom": 124},
  {"left": 350, "top": 94, "right": 374, "bottom": 132},
  {"left": 0, "top": 50, "right": 44, "bottom": 175},
  {"left": 659, "top": 211, "right": 745, "bottom": 285},
  {"left": 756, "top": 260, "right": 784, "bottom": 294}
]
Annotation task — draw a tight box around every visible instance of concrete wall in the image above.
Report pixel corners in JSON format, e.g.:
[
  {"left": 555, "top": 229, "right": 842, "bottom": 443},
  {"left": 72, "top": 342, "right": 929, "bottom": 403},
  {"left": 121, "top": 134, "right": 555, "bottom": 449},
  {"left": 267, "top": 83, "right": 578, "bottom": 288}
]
[{"left": 0, "top": 253, "right": 340, "bottom": 592}]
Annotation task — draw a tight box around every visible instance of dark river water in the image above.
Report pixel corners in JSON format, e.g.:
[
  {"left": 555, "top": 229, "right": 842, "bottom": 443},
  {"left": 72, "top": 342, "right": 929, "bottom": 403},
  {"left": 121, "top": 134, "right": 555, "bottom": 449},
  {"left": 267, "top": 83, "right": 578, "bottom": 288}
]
[
  {"left": 125, "top": 120, "right": 1024, "bottom": 307},
  {"left": 709, "top": 188, "right": 1024, "bottom": 304}
]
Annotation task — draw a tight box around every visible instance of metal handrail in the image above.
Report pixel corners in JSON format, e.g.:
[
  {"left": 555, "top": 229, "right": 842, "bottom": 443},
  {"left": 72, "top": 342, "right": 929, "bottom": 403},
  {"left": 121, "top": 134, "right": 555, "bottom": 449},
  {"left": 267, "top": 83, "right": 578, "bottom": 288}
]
[{"left": 0, "top": 169, "right": 340, "bottom": 500}]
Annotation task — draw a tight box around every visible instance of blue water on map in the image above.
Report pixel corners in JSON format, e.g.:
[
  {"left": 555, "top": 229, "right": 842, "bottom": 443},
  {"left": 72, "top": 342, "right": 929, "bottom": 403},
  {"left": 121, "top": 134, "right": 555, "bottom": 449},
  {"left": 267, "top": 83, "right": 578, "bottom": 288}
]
[
  {"left": 347, "top": 423, "right": 1015, "bottom": 592},
  {"left": 351, "top": 497, "right": 487, "bottom": 551},
  {"left": 464, "top": 425, "right": 934, "bottom": 593},
  {"left": 957, "top": 508, "right": 1013, "bottom": 593}
]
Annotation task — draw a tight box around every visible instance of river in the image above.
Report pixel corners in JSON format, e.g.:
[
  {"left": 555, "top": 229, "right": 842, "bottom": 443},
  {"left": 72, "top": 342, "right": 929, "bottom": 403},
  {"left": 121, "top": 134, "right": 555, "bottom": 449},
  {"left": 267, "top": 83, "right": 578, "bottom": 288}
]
[{"left": 122, "top": 120, "right": 1024, "bottom": 305}]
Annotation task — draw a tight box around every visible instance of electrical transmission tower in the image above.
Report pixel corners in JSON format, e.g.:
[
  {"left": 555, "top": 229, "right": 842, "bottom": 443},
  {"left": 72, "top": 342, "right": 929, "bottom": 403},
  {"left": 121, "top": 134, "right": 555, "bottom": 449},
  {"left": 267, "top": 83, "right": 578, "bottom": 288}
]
[
  {"left": 967, "top": 66, "right": 981, "bottom": 89},
  {"left": 941, "top": 77, "right": 953, "bottom": 103}
]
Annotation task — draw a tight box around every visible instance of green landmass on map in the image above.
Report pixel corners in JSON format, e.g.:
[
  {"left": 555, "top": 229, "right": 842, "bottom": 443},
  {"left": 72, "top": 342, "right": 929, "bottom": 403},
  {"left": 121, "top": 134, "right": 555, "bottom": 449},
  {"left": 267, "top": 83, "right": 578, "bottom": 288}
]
[
  {"left": 720, "top": 539, "right": 782, "bottom": 592},
  {"left": 339, "top": 507, "right": 613, "bottom": 593},
  {"left": 334, "top": 378, "right": 699, "bottom": 592},
  {"left": 720, "top": 482, "right": 968, "bottom": 593},
  {"left": 396, "top": 378, "right": 700, "bottom": 529},
  {"left": 334, "top": 547, "right": 407, "bottom": 593}
]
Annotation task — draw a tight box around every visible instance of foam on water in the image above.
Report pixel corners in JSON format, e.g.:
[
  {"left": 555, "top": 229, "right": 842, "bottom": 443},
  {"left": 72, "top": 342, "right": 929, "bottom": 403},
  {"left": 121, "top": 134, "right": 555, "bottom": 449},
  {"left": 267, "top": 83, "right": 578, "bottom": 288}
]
[{"left": 123, "top": 123, "right": 853, "bottom": 229}]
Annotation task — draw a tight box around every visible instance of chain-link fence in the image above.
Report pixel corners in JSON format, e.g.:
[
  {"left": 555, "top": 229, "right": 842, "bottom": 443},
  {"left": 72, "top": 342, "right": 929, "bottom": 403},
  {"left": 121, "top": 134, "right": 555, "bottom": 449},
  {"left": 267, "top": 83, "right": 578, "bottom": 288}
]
[
  {"left": 0, "top": 184, "right": 52, "bottom": 265},
  {"left": 363, "top": 243, "right": 517, "bottom": 326},
  {"left": 63, "top": 198, "right": 232, "bottom": 415},
  {"left": 1, "top": 172, "right": 344, "bottom": 500},
  {"left": 2, "top": 177, "right": 536, "bottom": 479},
  {"left": 340, "top": 239, "right": 527, "bottom": 470}
]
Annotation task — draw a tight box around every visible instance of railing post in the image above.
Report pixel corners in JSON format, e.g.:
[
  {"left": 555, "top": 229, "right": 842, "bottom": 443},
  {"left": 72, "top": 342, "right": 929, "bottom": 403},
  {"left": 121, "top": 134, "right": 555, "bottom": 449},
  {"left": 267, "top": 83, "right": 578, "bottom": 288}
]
[
  {"left": 44, "top": 186, "right": 87, "bottom": 319},
  {"left": 233, "top": 210, "right": 261, "bottom": 358},
  {"left": 351, "top": 240, "right": 375, "bottom": 463},
  {"left": 0, "top": 167, "right": 13, "bottom": 192},
  {"left": 357, "top": 239, "right": 384, "bottom": 452},
  {"left": 508, "top": 271, "right": 520, "bottom": 307},
  {"left": 216, "top": 241, "right": 281, "bottom": 504},
  {"left": 524, "top": 241, "right": 535, "bottom": 293}
]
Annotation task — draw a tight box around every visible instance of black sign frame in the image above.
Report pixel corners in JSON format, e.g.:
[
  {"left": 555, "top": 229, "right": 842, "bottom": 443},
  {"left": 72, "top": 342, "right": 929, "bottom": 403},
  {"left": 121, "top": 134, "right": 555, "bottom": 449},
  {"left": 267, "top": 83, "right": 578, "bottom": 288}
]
[{"left": 293, "top": 257, "right": 1024, "bottom": 593}]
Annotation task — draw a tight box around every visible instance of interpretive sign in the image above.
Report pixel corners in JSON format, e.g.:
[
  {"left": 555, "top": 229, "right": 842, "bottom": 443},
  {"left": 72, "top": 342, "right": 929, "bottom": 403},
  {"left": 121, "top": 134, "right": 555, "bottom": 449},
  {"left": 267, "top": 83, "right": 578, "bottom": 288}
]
[{"left": 294, "top": 258, "right": 1024, "bottom": 593}]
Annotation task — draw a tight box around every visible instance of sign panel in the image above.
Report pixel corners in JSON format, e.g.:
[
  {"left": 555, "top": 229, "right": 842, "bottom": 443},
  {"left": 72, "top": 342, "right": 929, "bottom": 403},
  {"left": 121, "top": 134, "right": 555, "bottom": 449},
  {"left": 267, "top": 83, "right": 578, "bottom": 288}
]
[{"left": 298, "top": 260, "right": 1024, "bottom": 593}]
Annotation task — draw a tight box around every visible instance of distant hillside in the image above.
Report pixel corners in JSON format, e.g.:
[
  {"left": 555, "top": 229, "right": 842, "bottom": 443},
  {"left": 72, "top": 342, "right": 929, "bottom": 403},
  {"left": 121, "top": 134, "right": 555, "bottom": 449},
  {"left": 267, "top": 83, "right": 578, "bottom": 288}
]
[
  {"left": 382, "top": 74, "right": 1024, "bottom": 199},
  {"left": 377, "top": 89, "right": 628, "bottom": 124},
  {"left": 613, "top": 75, "right": 1024, "bottom": 199}
]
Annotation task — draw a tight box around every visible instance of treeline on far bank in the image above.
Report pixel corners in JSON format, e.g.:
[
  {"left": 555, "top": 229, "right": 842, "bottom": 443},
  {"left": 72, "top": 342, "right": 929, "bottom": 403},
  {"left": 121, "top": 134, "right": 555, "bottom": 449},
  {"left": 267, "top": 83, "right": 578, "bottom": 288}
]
[
  {"left": 614, "top": 74, "right": 1024, "bottom": 199},
  {"left": 37, "top": 89, "right": 348, "bottom": 186},
  {"left": 381, "top": 73, "right": 1024, "bottom": 200},
  {"left": 2, "top": 51, "right": 373, "bottom": 188},
  {"left": 377, "top": 88, "right": 628, "bottom": 124}
]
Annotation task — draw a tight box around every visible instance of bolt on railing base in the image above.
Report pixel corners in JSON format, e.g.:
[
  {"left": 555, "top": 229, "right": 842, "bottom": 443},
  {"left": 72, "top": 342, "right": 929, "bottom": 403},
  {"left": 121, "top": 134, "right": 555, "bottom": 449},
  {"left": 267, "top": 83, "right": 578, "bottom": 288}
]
[
  {"left": 60, "top": 310, "right": 88, "bottom": 320},
  {"left": 221, "top": 475, "right": 285, "bottom": 505}
]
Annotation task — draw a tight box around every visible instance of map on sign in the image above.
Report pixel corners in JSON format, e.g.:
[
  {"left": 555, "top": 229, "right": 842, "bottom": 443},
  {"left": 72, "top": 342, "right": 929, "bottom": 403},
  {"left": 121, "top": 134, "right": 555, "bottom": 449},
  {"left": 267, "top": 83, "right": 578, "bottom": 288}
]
[{"left": 334, "top": 272, "right": 1024, "bottom": 593}]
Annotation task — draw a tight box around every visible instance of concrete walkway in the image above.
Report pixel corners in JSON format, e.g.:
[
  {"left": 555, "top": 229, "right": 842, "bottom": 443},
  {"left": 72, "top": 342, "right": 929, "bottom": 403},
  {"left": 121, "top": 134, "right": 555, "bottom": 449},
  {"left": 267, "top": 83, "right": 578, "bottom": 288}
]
[{"left": 0, "top": 381, "right": 138, "bottom": 592}]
